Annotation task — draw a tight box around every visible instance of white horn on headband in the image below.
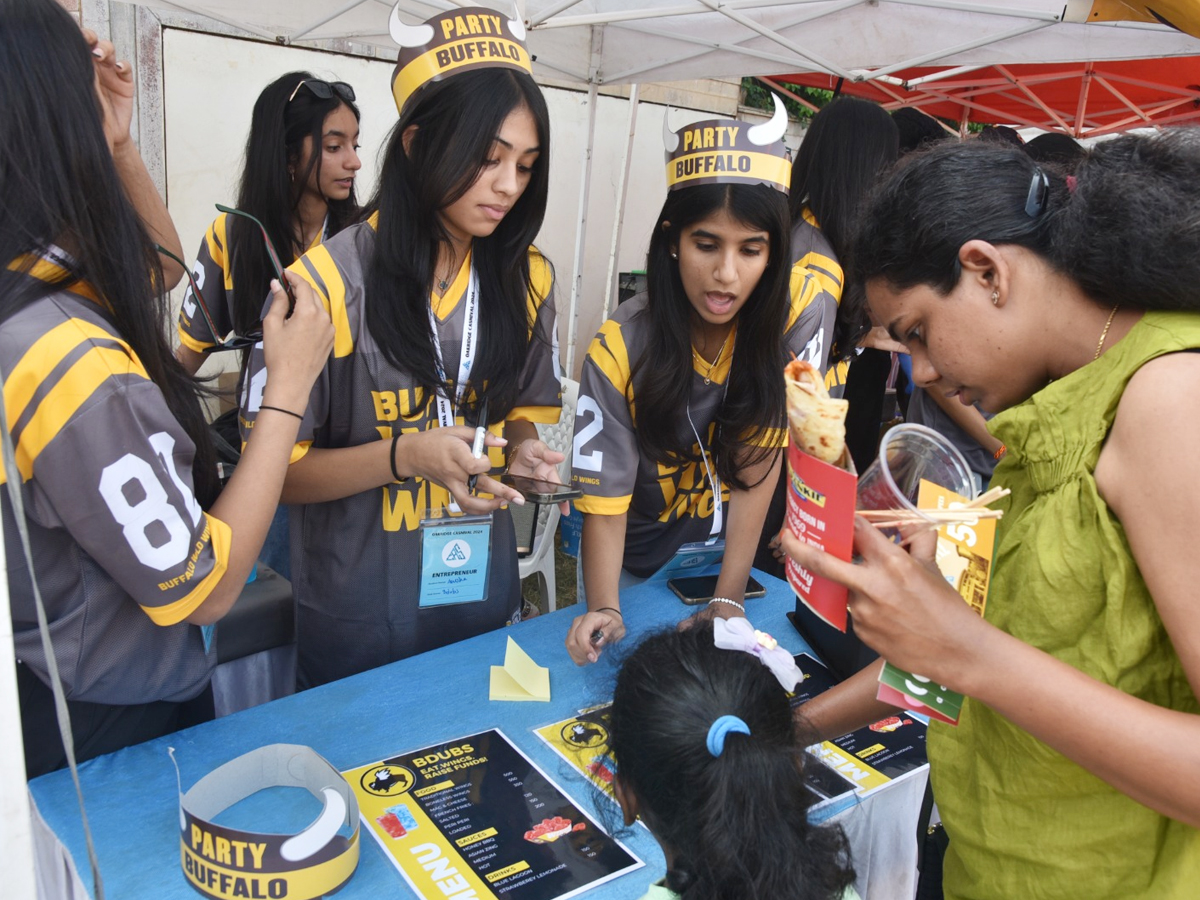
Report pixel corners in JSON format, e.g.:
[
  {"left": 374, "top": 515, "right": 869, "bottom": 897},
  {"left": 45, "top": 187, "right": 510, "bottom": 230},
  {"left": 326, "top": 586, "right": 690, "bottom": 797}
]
[
  {"left": 390, "top": 3, "right": 435, "bottom": 48},
  {"left": 508, "top": 3, "right": 527, "bottom": 41},
  {"left": 747, "top": 93, "right": 788, "bottom": 146},
  {"left": 662, "top": 106, "right": 680, "bottom": 153}
]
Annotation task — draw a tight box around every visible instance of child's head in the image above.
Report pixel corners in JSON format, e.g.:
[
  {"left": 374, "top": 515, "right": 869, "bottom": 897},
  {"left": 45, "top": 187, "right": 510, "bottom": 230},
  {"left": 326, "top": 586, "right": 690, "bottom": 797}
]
[{"left": 608, "top": 623, "right": 855, "bottom": 900}]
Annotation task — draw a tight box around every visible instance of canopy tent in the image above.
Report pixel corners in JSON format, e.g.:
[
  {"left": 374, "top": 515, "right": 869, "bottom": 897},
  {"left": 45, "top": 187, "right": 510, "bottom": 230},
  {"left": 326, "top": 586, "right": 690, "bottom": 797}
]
[
  {"left": 113, "top": 0, "right": 1200, "bottom": 87},
  {"left": 110, "top": 0, "right": 1200, "bottom": 368},
  {"left": 768, "top": 56, "right": 1200, "bottom": 136}
]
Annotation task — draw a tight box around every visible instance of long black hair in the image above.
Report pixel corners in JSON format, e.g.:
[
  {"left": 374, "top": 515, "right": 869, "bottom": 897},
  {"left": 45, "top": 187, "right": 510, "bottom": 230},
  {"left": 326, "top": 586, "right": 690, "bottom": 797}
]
[
  {"left": 790, "top": 96, "right": 898, "bottom": 354},
  {"left": 789, "top": 96, "right": 899, "bottom": 263},
  {"left": 364, "top": 68, "right": 551, "bottom": 422},
  {"left": 850, "top": 131, "right": 1200, "bottom": 314},
  {"left": 0, "top": 0, "right": 217, "bottom": 505},
  {"left": 227, "top": 70, "right": 361, "bottom": 337},
  {"left": 634, "top": 183, "right": 789, "bottom": 490},
  {"left": 608, "top": 624, "right": 856, "bottom": 900}
]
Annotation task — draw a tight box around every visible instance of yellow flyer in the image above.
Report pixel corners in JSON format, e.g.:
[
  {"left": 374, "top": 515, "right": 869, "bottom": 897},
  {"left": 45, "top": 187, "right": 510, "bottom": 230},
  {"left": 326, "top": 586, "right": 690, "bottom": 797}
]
[
  {"left": 875, "top": 481, "right": 996, "bottom": 725},
  {"left": 343, "top": 729, "right": 641, "bottom": 900},
  {"left": 533, "top": 707, "right": 618, "bottom": 804}
]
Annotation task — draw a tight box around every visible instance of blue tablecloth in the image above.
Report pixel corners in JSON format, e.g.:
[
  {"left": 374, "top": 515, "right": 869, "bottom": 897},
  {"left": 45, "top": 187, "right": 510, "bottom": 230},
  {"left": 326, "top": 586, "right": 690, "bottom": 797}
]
[{"left": 29, "top": 570, "right": 924, "bottom": 900}]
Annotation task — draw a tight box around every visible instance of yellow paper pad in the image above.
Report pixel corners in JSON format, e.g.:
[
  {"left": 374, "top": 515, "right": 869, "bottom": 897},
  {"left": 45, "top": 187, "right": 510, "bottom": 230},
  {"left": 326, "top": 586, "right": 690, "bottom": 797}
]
[{"left": 489, "top": 636, "right": 550, "bottom": 701}]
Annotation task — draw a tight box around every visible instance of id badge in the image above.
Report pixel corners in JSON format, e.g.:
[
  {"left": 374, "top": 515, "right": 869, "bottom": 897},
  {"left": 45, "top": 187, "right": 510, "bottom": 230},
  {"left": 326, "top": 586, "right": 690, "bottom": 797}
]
[
  {"left": 418, "top": 510, "right": 493, "bottom": 607},
  {"left": 647, "top": 539, "right": 726, "bottom": 583}
]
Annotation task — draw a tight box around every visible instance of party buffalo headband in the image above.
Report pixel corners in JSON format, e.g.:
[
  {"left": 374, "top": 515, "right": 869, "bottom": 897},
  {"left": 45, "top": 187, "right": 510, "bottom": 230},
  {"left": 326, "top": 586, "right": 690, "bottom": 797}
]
[
  {"left": 664, "top": 94, "right": 791, "bottom": 194},
  {"left": 390, "top": 3, "right": 532, "bottom": 116}
]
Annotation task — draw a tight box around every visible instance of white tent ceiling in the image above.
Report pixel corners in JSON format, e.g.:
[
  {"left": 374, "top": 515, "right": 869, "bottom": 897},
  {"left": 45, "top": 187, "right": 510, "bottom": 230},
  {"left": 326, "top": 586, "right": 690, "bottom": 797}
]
[{"left": 121, "top": 1, "right": 1200, "bottom": 86}]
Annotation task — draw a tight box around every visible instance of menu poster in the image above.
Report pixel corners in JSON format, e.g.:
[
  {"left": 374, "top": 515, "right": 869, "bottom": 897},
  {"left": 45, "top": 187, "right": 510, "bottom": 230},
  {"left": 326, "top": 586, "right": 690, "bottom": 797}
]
[
  {"left": 534, "top": 707, "right": 619, "bottom": 806},
  {"left": 875, "top": 481, "right": 996, "bottom": 725},
  {"left": 791, "top": 654, "right": 928, "bottom": 799},
  {"left": 535, "top": 699, "right": 857, "bottom": 814},
  {"left": 344, "top": 730, "right": 642, "bottom": 900}
]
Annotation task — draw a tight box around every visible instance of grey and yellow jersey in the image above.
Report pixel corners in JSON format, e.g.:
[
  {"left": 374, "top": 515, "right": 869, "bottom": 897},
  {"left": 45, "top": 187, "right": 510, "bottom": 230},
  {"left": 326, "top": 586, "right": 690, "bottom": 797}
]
[
  {"left": 176, "top": 212, "right": 326, "bottom": 353},
  {"left": 6, "top": 253, "right": 224, "bottom": 704},
  {"left": 791, "top": 208, "right": 844, "bottom": 396},
  {"left": 240, "top": 217, "right": 562, "bottom": 687},
  {"left": 571, "top": 284, "right": 822, "bottom": 578}
]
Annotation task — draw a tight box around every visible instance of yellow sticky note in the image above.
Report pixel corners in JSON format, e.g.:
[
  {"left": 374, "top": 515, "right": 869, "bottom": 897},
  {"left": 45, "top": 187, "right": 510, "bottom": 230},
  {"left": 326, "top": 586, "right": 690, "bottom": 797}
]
[{"left": 489, "top": 637, "right": 550, "bottom": 701}]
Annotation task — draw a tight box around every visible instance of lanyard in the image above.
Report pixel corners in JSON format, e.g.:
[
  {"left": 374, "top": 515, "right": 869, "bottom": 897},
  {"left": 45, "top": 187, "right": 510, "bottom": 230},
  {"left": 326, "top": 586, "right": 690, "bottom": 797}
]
[
  {"left": 685, "top": 374, "right": 731, "bottom": 543},
  {"left": 428, "top": 263, "right": 480, "bottom": 428}
]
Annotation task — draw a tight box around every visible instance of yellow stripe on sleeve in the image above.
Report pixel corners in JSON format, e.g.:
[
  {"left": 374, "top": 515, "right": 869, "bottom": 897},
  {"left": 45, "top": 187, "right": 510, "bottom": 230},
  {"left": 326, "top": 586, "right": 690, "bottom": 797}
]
[
  {"left": 787, "top": 269, "right": 820, "bottom": 331},
  {"left": 589, "top": 319, "right": 633, "bottom": 402},
  {"left": 15, "top": 345, "right": 149, "bottom": 479},
  {"left": 296, "top": 248, "right": 353, "bottom": 358},
  {"left": 508, "top": 405, "right": 562, "bottom": 425},
  {"left": 176, "top": 326, "right": 213, "bottom": 354},
  {"left": 207, "top": 214, "right": 234, "bottom": 292},
  {"left": 4, "top": 319, "right": 127, "bottom": 427},
  {"left": 525, "top": 248, "right": 553, "bottom": 330},
  {"left": 574, "top": 493, "right": 632, "bottom": 516},
  {"left": 140, "top": 513, "right": 232, "bottom": 626}
]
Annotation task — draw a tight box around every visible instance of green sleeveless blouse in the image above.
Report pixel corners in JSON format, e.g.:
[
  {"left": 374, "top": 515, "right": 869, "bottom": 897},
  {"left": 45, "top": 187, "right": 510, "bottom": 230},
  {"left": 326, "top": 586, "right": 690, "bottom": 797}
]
[{"left": 928, "top": 311, "right": 1200, "bottom": 899}]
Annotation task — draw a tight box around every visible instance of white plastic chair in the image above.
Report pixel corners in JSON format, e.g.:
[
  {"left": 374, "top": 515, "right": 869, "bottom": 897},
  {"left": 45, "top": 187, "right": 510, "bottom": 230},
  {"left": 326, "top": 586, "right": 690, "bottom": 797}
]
[{"left": 516, "top": 377, "right": 578, "bottom": 611}]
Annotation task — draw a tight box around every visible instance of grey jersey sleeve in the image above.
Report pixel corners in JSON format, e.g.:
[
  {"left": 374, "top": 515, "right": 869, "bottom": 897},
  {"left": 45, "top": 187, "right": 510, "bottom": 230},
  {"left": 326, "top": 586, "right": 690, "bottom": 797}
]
[
  {"left": 177, "top": 215, "right": 235, "bottom": 353},
  {"left": 510, "top": 251, "right": 563, "bottom": 423},
  {"left": 571, "top": 321, "right": 638, "bottom": 515}
]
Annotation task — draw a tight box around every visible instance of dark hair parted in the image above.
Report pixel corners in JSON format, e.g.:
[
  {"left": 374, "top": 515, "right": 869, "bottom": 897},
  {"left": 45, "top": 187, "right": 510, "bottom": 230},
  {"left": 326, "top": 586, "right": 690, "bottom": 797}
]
[
  {"left": 634, "top": 184, "right": 789, "bottom": 490},
  {"left": 789, "top": 97, "right": 900, "bottom": 262},
  {"left": 850, "top": 130, "right": 1200, "bottom": 314},
  {"left": 365, "top": 69, "right": 550, "bottom": 422},
  {"left": 790, "top": 97, "right": 899, "bottom": 356},
  {"left": 0, "top": 0, "right": 217, "bottom": 505},
  {"left": 227, "top": 71, "right": 361, "bottom": 337},
  {"left": 608, "top": 624, "right": 856, "bottom": 900}
]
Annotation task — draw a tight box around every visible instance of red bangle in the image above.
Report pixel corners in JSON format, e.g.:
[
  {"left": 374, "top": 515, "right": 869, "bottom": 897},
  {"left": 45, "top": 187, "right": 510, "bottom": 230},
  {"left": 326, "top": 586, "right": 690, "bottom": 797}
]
[{"left": 993, "top": 444, "right": 1007, "bottom": 460}]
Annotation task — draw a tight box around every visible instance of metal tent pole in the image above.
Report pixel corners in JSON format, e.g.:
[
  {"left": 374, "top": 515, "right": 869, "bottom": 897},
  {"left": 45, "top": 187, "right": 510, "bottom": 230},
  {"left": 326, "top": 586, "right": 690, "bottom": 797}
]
[{"left": 601, "top": 84, "right": 640, "bottom": 320}]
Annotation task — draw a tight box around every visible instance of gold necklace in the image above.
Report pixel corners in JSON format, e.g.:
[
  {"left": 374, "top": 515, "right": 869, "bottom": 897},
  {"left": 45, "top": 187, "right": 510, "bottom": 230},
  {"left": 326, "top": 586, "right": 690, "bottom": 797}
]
[
  {"left": 692, "top": 329, "right": 733, "bottom": 385},
  {"left": 1093, "top": 305, "right": 1119, "bottom": 361}
]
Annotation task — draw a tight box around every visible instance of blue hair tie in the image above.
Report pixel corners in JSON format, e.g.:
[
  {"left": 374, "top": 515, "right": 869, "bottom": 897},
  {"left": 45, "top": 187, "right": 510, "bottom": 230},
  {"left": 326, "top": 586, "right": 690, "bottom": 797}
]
[{"left": 706, "top": 715, "right": 751, "bottom": 757}]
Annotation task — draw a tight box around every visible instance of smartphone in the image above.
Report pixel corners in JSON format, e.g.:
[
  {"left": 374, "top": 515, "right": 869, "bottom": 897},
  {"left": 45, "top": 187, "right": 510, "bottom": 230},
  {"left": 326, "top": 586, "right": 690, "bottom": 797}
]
[
  {"left": 500, "top": 473, "right": 583, "bottom": 504},
  {"left": 667, "top": 575, "right": 767, "bottom": 605}
]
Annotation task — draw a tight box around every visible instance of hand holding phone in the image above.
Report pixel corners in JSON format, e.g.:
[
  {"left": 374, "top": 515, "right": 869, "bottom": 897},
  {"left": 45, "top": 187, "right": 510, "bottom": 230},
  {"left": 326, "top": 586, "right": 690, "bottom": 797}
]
[{"left": 500, "top": 473, "right": 583, "bottom": 504}]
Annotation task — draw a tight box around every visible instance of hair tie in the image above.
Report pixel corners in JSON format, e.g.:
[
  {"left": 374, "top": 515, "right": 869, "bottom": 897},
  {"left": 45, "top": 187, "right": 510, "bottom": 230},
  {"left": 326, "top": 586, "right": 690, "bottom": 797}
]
[
  {"left": 1066, "top": 174, "right": 1078, "bottom": 194},
  {"left": 706, "top": 715, "right": 751, "bottom": 757}
]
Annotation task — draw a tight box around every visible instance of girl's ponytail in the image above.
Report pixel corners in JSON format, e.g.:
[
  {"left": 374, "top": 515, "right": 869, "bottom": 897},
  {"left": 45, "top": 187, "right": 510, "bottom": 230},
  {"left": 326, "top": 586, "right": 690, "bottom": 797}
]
[{"left": 609, "top": 625, "right": 855, "bottom": 900}]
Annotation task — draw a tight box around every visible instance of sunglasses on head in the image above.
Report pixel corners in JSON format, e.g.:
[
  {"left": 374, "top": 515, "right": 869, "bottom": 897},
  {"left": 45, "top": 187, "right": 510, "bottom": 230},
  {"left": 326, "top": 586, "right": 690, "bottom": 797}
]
[
  {"left": 155, "top": 244, "right": 262, "bottom": 352},
  {"left": 288, "top": 79, "right": 356, "bottom": 105},
  {"left": 215, "top": 204, "right": 299, "bottom": 317}
]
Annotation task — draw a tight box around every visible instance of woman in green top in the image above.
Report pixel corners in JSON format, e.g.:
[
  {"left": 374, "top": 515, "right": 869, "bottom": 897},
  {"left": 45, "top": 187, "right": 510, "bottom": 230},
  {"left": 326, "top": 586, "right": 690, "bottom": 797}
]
[{"left": 784, "top": 132, "right": 1200, "bottom": 899}]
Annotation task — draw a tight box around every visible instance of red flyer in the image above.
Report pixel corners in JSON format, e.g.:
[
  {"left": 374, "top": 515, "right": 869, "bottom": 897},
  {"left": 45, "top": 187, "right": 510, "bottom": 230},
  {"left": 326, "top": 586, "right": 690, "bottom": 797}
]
[{"left": 784, "top": 441, "right": 857, "bottom": 631}]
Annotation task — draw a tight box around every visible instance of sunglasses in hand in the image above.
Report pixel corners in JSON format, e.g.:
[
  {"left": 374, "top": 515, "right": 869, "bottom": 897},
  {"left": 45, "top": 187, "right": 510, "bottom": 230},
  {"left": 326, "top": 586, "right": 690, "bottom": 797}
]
[
  {"left": 215, "top": 204, "right": 299, "bottom": 317},
  {"left": 155, "top": 243, "right": 262, "bottom": 352}
]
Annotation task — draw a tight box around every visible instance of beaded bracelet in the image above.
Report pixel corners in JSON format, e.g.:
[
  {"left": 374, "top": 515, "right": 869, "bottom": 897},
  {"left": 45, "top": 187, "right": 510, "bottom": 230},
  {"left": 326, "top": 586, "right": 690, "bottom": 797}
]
[
  {"left": 709, "top": 597, "right": 745, "bottom": 614},
  {"left": 993, "top": 443, "right": 1007, "bottom": 461}
]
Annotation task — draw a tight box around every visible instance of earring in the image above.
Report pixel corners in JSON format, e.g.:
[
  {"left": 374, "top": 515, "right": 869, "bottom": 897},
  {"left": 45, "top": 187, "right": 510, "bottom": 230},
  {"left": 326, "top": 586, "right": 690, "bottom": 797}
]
[
  {"left": 991, "top": 290, "right": 999, "bottom": 306},
  {"left": 670, "top": 251, "right": 678, "bottom": 260}
]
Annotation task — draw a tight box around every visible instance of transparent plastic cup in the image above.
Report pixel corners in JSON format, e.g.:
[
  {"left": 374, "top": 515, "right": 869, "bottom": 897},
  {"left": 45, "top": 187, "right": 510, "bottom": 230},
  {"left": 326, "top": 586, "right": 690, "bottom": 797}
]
[{"left": 857, "top": 424, "right": 977, "bottom": 539}]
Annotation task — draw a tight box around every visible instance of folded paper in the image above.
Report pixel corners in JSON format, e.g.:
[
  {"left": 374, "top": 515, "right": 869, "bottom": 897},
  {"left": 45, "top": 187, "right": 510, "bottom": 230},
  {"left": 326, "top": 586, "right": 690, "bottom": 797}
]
[{"left": 489, "top": 636, "right": 550, "bottom": 701}]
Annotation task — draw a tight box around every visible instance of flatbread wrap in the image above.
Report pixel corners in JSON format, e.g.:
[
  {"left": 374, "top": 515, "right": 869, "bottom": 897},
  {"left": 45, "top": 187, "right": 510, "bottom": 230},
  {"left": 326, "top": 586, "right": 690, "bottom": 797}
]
[{"left": 784, "top": 359, "right": 849, "bottom": 465}]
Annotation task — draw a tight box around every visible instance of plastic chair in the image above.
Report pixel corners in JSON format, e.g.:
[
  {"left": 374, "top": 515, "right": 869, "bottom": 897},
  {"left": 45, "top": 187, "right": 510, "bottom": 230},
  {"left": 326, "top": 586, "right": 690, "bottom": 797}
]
[{"left": 516, "top": 377, "right": 578, "bottom": 611}]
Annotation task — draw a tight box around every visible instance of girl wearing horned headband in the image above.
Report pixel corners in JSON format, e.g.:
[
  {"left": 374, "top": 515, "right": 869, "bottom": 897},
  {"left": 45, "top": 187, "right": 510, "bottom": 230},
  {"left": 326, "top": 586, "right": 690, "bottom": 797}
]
[
  {"left": 240, "top": 5, "right": 564, "bottom": 689},
  {"left": 565, "top": 99, "right": 821, "bottom": 665}
]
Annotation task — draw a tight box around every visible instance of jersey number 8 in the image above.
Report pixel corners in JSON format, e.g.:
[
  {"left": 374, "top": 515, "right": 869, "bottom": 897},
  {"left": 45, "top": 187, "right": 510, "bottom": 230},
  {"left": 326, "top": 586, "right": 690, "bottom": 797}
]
[{"left": 98, "top": 431, "right": 204, "bottom": 572}]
